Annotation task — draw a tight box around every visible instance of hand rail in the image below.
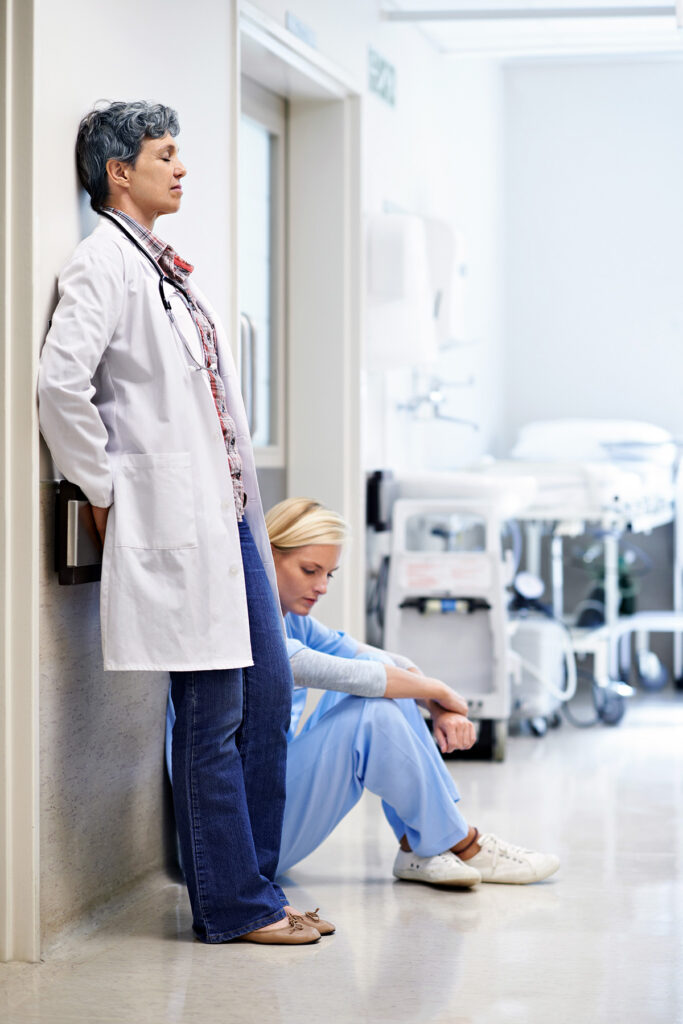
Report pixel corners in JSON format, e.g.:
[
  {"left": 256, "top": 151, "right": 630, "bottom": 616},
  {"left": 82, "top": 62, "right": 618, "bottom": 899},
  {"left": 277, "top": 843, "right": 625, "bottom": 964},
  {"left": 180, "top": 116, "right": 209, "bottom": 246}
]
[{"left": 239, "top": 312, "right": 258, "bottom": 438}]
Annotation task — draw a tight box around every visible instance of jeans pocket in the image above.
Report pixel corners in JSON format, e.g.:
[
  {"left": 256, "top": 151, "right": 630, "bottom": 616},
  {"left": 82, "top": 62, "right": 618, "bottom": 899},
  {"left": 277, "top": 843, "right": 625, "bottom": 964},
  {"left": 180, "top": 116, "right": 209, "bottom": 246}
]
[{"left": 113, "top": 452, "right": 198, "bottom": 550}]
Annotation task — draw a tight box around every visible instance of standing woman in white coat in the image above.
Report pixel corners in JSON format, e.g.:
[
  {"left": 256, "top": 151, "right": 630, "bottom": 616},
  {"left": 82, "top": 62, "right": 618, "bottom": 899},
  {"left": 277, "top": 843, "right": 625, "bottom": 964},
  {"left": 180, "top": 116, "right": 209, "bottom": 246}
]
[{"left": 38, "top": 101, "right": 325, "bottom": 945}]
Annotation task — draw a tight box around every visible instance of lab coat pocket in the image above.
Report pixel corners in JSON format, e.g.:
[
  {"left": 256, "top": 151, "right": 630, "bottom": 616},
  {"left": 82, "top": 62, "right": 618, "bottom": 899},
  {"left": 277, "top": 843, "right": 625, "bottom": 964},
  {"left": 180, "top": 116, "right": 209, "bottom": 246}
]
[{"left": 114, "top": 452, "right": 198, "bottom": 550}]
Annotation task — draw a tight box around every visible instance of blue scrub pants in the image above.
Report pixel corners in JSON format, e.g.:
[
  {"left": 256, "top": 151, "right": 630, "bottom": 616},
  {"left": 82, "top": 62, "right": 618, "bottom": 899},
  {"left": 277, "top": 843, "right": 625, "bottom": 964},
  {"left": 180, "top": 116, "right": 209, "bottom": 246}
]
[
  {"left": 277, "top": 691, "right": 469, "bottom": 875},
  {"left": 170, "top": 519, "right": 293, "bottom": 942}
]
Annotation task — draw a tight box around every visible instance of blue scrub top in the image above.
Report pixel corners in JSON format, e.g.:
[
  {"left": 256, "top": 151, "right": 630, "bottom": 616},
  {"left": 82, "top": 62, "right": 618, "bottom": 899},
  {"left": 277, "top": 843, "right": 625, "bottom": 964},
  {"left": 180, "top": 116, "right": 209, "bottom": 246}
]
[{"left": 285, "top": 613, "right": 360, "bottom": 737}]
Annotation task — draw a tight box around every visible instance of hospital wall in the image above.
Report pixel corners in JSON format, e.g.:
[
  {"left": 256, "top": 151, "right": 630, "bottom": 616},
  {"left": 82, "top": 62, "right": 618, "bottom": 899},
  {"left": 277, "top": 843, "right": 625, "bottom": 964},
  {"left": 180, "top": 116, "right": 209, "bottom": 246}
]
[
  {"left": 34, "top": 0, "right": 237, "bottom": 946},
  {"left": 362, "top": 57, "right": 505, "bottom": 472},
  {"left": 502, "top": 57, "right": 683, "bottom": 445}
]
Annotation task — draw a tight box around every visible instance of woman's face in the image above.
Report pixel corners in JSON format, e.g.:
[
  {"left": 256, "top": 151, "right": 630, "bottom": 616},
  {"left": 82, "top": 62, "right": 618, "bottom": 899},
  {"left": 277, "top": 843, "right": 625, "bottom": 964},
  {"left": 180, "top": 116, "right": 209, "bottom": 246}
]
[
  {"left": 108, "top": 132, "right": 186, "bottom": 225},
  {"left": 272, "top": 544, "right": 342, "bottom": 616}
]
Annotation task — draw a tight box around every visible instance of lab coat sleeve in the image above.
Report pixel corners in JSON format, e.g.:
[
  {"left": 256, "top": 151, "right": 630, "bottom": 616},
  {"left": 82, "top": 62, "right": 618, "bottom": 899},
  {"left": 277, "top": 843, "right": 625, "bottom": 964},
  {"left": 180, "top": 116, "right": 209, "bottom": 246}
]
[{"left": 37, "top": 239, "right": 125, "bottom": 508}]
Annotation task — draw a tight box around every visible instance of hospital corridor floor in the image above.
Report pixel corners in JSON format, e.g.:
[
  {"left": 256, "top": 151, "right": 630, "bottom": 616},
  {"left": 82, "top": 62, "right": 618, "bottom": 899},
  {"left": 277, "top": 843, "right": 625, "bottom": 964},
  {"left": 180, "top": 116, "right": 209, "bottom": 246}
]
[{"left": 2, "top": 691, "right": 682, "bottom": 1024}]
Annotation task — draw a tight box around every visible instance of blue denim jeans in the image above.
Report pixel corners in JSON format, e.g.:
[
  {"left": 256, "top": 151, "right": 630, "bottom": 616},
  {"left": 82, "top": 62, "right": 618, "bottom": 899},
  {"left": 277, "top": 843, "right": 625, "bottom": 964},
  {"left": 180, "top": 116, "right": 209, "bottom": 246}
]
[{"left": 170, "top": 519, "right": 293, "bottom": 942}]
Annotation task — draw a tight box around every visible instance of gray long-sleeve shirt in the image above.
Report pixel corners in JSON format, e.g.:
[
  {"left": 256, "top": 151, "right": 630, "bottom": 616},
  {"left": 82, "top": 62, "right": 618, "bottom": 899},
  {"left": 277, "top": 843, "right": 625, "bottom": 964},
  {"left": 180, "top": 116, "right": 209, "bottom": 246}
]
[{"left": 289, "top": 643, "right": 415, "bottom": 698}]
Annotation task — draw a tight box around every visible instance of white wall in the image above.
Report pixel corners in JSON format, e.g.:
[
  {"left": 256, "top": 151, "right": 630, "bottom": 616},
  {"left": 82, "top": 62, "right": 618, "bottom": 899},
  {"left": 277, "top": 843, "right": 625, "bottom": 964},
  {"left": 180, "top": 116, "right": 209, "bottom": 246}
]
[
  {"left": 34, "top": 0, "right": 235, "bottom": 335},
  {"left": 363, "top": 56, "right": 504, "bottom": 472},
  {"left": 248, "top": 0, "right": 374, "bottom": 81},
  {"left": 502, "top": 57, "right": 683, "bottom": 449}
]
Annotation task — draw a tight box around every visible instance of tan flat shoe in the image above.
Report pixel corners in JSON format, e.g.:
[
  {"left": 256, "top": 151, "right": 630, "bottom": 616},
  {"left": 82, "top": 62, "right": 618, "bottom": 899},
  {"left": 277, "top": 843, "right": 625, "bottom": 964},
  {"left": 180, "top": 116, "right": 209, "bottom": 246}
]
[
  {"left": 301, "top": 909, "right": 336, "bottom": 936},
  {"left": 238, "top": 913, "right": 321, "bottom": 945}
]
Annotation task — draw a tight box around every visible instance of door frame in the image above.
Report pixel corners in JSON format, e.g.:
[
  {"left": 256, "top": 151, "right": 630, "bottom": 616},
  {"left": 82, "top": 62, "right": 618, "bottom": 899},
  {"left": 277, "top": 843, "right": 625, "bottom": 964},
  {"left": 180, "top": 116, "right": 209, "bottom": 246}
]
[
  {"left": 237, "top": 3, "right": 365, "bottom": 635},
  {"left": 0, "top": 0, "right": 41, "bottom": 964},
  {"left": 240, "top": 77, "right": 287, "bottom": 468}
]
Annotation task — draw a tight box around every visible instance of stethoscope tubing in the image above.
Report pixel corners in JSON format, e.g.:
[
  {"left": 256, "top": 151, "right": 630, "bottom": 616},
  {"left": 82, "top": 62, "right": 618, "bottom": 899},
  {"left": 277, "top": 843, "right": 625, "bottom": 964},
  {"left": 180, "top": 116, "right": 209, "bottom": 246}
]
[{"left": 99, "top": 210, "right": 210, "bottom": 374}]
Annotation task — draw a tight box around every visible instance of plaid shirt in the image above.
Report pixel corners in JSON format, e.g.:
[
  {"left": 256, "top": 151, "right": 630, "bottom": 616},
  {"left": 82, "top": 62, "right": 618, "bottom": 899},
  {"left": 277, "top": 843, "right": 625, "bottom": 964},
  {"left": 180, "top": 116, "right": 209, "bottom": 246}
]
[{"left": 104, "top": 208, "right": 246, "bottom": 520}]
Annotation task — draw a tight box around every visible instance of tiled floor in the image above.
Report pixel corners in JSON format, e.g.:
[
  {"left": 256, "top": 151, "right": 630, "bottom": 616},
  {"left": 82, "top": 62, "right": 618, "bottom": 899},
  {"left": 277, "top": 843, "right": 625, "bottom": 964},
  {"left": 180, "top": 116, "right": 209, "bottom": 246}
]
[{"left": 2, "top": 691, "right": 682, "bottom": 1024}]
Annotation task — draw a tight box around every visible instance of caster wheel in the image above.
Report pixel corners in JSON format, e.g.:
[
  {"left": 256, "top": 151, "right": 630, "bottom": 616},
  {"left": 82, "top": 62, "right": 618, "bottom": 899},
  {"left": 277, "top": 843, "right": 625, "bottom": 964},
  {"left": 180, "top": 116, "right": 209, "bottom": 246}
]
[
  {"left": 594, "top": 684, "right": 627, "bottom": 726},
  {"left": 529, "top": 717, "right": 548, "bottom": 737},
  {"left": 635, "top": 651, "right": 668, "bottom": 691},
  {"left": 548, "top": 711, "right": 563, "bottom": 729}
]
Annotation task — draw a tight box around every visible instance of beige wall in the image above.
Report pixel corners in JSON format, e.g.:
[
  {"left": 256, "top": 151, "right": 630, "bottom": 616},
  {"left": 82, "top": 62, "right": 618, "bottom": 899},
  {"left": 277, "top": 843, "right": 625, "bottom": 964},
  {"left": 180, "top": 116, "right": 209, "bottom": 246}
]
[{"left": 35, "top": 0, "right": 237, "bottom": 944}]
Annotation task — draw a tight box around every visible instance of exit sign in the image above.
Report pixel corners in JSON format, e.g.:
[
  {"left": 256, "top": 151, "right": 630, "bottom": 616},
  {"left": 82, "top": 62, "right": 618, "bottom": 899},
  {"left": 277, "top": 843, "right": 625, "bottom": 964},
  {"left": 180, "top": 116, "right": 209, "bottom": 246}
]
[{"left": 368, "top": 47, "right": 396, "bottom": 107}]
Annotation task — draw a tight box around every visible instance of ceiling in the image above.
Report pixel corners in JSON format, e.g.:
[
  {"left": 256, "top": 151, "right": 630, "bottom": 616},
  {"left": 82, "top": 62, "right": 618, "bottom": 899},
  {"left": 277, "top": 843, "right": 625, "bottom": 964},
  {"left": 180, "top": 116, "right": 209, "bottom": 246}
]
[{"left": 380, "top": 2, "right": 683, "bottom": 58}]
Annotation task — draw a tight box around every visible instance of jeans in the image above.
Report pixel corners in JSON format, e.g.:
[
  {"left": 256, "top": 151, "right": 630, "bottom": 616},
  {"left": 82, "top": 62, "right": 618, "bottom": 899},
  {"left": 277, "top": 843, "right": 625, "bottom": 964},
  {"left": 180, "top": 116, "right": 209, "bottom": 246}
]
[{"left": 170, "top": 519, "right": 293, "bottom": 942}]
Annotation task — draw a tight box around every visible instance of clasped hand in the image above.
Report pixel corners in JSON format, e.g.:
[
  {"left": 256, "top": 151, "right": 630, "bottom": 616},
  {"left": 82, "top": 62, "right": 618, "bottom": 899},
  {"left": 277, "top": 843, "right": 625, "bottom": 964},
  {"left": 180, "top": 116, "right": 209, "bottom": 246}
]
[
  {"left": 406, "top": 667, "right": 476, "bottom": 754},
  {"left": 429, "top": 708, "right": 477, "bottom": 755}
]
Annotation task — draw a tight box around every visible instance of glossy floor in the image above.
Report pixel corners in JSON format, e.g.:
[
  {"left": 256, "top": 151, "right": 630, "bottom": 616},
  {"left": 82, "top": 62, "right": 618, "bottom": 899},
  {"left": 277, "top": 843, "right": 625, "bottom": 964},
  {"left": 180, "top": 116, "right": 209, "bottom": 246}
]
[{"left": 2, "top": 692, "right": 682, "bottom": 1024}]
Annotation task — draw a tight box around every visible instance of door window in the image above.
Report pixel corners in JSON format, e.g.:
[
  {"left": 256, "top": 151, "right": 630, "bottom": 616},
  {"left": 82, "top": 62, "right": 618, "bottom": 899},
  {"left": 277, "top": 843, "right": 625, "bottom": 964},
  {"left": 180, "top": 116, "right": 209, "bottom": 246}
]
[{"left": 239, "top": 78, "right": 286, "bottom": 465}]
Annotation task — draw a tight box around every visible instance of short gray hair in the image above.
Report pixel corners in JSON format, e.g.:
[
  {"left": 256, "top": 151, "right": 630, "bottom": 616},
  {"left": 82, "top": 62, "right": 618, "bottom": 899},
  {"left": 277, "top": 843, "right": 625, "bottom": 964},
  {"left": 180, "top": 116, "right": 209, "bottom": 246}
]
[{"left": 76, "top": 101, "right": 180, "bottom": 211}]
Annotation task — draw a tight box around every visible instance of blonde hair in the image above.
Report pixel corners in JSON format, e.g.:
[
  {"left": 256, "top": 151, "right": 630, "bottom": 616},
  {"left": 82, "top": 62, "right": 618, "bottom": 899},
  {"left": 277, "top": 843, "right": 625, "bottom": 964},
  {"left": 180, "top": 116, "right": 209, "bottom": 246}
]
[{"left": 266, "top": 498, "right": 349, "bottom": 550}]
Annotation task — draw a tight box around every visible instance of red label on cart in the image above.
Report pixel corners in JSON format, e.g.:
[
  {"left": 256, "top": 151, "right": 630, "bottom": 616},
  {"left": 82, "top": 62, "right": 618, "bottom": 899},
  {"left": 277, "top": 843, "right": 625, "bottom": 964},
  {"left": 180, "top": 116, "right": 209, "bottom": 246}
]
[{"left": 397, "top": 553, "right": 493, "bottom": 592}]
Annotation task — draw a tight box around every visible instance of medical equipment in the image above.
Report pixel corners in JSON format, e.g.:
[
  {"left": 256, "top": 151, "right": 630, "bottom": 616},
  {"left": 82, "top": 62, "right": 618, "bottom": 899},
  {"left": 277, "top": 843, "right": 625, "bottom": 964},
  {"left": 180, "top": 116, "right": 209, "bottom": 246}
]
[
  {"left": 507, "top": 574, "right": 577, "bottom": 734},
  {"left": 509, "top": 618, "right": 575, "bottom": 733},
  {"left": 379, "top": 483, "right": 535, "bottom": 761},
  {"left": 100, "top": 210, "right": 212, "bottom": 374},
  {"left": 483, "top": 419, "right": 682, "bottom": 719}
]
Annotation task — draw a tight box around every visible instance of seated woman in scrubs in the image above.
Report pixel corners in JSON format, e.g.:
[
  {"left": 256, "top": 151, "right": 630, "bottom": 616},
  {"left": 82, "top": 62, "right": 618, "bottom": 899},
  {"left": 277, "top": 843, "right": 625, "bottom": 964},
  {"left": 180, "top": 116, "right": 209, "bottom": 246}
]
[
  {"left": 167, "top": 498, "right": 560, "bottom": 887},
  {"left": 267, "top": 498, "right": 560, "bottom": 888}
]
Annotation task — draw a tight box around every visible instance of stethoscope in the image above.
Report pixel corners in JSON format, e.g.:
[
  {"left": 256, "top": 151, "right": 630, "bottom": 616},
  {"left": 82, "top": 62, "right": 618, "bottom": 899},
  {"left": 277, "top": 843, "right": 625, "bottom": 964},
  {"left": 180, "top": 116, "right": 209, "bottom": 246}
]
[{"left": 99, "top": 210, "right": 212, "bottom": 374}]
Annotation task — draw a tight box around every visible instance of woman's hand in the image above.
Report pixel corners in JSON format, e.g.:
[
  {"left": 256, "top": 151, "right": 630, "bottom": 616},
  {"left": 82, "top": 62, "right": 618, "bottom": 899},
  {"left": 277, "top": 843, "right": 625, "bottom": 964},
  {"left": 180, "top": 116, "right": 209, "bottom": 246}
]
[
  {"left": 91, "top": 505, "right": 110, "bottom": 546},
  {"left": 430, "top": 710, "right": 477, "bottom": 754},
  {"left": 383, "top": 665, "right": 468, "bottom": 716},
  {"left": 426, "top": 684, "right": 469, "bottom": 717},
  {"left": 401, "top": 665, "right": 470, "bottom": 718}
]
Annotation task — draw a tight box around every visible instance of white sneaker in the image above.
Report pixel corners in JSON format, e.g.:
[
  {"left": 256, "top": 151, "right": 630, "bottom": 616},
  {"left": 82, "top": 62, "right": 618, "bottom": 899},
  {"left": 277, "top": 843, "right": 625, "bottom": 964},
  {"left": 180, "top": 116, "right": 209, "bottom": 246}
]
[
  {"left": 467, "top": 833, "right": 560, "bottom": 884},
  {"left": 392, "top": 848, "right": 482, "bottom": 888}
]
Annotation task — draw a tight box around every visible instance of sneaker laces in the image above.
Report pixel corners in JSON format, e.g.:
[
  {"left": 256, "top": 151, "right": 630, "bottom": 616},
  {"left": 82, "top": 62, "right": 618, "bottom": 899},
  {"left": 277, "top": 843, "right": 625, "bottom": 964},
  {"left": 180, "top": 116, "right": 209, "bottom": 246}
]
[
  {"left": 418, "top": 852, "right": 458, "bottom": 870},
  {"left": 478, "top": 833, "right": 530, "bottom": 866}
]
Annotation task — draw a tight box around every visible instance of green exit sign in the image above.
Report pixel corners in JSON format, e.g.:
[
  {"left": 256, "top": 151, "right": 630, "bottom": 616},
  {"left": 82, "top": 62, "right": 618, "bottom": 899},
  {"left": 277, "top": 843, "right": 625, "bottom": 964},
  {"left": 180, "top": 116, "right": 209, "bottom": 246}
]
[{"left": 368, "top": 47, "right": 396, "bottom": 107}]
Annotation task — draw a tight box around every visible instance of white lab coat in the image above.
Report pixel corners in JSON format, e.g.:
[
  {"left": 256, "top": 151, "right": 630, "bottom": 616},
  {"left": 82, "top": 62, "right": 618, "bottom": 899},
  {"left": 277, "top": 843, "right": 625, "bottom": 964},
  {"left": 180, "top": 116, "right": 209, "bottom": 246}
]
[{"left": 38, "top": 216, "right": 277, "bottom": 671}]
